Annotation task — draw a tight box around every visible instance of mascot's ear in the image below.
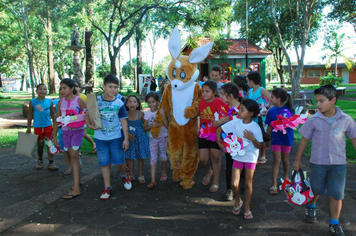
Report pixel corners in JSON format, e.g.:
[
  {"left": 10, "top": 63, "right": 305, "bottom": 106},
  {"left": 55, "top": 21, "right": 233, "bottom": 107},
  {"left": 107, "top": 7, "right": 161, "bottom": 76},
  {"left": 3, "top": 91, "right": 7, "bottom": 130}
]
[
  {"left": 168, "top": 28, "right": 181, "bottom": 66},
  {"left": 189, "top": 42, "right": 214, "bottom": 64}
]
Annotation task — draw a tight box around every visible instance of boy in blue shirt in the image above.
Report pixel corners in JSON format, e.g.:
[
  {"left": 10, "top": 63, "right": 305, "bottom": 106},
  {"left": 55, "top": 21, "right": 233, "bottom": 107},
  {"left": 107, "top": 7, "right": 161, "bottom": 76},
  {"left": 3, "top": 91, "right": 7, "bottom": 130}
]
[
  {"left": 27, "top": 84, "right": 58, "bottom": 171},
  {"left": 86, "top": 74, "right": 131, "bottom": 200}
]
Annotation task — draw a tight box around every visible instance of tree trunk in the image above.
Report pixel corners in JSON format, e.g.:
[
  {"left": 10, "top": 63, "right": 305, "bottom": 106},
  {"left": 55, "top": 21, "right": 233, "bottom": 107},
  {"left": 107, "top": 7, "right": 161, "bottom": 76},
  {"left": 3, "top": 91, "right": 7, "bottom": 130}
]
[
  {"left": 136, "top": 29, "right": 143, "bottom": 93},
  {"left": 128, "top": 39, "right": 137, "bottom": 91},
  {"left": 85, "top": 28, "right": 94, "bottom": 85},
  {"left": 46, "top": 11, "right": 56, "bottom": 94},
  {"left": 109, "top": 55, "right": 117, "bottom": 75},
  {"left": 0, "top": 74, "right": 2, "bottom": 88},
  {"left": 20, "top": 74, "right": 25, "bottom": 91},
  {"left": 118, "top": 46, "right": 123, "bottom": 89},
  {"left": 149, "top": 33, "right": 156, "bottom": 78},
  {"left": 335, "top": 57, "right": 338, "bottom": 78},
  {"left": 22, "top": 0, "right": 35, "bottom": 98},
  {"left": 101, "top": 39, "right": 105, "bottom": 67}
]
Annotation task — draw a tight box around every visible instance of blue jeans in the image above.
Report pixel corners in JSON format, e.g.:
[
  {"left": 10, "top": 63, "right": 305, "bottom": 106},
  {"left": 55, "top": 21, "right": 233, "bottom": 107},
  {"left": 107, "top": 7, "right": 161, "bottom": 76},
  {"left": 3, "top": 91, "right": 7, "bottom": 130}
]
[
  {"left": 95, "top": 138, "right": 125, "bottom": 166},
  {"left": 310, "top": 163, "right": 346, "bottom": 200}
]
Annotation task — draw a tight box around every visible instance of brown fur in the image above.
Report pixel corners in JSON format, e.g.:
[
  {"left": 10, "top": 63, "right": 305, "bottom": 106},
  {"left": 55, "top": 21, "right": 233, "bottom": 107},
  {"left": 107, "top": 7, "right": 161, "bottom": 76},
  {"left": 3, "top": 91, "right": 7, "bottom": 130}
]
[{"left": 151, "top": 79, "right": 202, "bottom": 189}]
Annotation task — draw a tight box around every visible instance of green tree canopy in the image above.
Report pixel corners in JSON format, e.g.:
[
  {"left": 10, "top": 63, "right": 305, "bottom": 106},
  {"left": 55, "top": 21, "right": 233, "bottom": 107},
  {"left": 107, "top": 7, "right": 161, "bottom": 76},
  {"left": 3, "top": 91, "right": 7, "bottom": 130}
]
[{"left": 122, "top": 58, "right": 151, "bottom": 81}]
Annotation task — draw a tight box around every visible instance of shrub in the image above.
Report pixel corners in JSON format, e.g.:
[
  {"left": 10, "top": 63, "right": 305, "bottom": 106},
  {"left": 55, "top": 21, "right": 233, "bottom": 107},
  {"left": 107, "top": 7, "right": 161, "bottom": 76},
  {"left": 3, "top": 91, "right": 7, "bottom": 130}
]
[{"left": 319, "top": 73, "right": 343, "bottom": 86}]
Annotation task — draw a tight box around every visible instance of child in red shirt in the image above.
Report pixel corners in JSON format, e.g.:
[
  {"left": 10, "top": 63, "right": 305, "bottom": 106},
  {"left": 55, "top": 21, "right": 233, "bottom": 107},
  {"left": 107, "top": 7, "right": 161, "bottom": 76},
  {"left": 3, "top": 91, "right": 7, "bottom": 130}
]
[{"left": 199, "top": 80, "right": 227, "bottom": 192}]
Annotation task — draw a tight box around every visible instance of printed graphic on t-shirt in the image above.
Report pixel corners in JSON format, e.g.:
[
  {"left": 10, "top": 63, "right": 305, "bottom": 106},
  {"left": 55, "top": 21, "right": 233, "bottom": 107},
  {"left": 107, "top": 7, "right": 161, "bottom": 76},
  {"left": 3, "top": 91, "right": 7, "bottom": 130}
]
[
  {"left": 35, "top": 104, "right": 49, "bottom": 112},
  {"left": 101, "top": 126, "right": 117, "bottom": 136},
  {"left": 201, "top": 106, "right": 214, "bottom": 120},
  {"left": 148, "top": 113, "right": 156, "bottom": 124},
  {"left": 99, "top": 102, "right": 120, "bottom": 123}
]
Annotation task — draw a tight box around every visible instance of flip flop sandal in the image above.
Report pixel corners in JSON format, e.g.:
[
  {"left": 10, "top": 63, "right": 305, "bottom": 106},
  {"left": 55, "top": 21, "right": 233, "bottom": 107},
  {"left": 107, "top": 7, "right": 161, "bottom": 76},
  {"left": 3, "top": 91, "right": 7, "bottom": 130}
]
[
  {"left": 62, "top": 193, "right": 81, "bottom": 200},
  {"left": 147, "top": 182, "right": 156, "bottom": 189},
  {"left": 258, "top": 158, "right": 267, "bottom": 164},
  {"left": 232, "top": 200, "right": 243, "bottom": 215},
  {"left": 64, "top": 169, "right": 72, "bottom": 175},
  {"left": 202, "top": 176, "right": 211, "bottom": 186},
  {"left": 244, "top": 211, "right": 253, "bottom": 220},
  {"left": 209, "top": 184, "right": 219, "bottom": 193},
  {"left": 269, "top": 186, "right": 278, "bottom": 195},
  {"left": 160, "top": 175, "right": 168, "bottom": 182},
  {"left": 138, "top": 176, "right": 146, "bottom": 184},
  {"left": 130, "top": 176, "right": 136, "bottom": 181}
]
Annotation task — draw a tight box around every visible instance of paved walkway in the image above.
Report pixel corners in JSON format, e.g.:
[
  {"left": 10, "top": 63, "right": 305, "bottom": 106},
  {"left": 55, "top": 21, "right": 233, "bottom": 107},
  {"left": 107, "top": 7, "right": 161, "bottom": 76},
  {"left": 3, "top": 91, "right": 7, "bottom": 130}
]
[{"left": 0, "top": 145, "right": 355, "bottom": 235}]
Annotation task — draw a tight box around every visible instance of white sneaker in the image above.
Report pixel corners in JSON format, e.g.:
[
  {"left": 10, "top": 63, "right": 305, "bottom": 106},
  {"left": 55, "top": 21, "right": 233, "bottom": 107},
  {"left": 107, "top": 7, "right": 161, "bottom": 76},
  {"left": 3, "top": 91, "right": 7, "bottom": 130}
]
[
  {"left": 36, "top": 160, "right": 43, "bottom": 170},
  {"left": 100, "top": 187, "right": 113, "bottom": 200},
  {"left": 121, "top": 175, "right": 132, "bottom": 190}
]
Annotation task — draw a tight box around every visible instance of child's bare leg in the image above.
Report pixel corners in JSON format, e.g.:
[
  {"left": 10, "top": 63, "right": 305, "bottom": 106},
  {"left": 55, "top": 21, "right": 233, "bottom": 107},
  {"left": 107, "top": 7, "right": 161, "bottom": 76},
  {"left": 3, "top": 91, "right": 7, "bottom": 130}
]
[
  {"left": 258, "top": 142, "right": 267, "bottom": 163},
  {"left": 117, "top": 162, "right": 128, "bottom": 176},
  {"left": 138, "top": 159, "right": 144, "bottom": 177},
  {"left": 83, "top": 128, "right": 96, "bottom": 152},
  {"left": 47, "top": 141, "right": 54, "bottom": 161},
  {"left": 232, "top": 168, "right": 242, "bottom": 206},
  {"left": 272, "top": 151, "right": 281, "bottom": 188},
  {"left": 64, "top": 151, "right": 71, "bottom": 169},
  {"left": 101, "top": 164, "right": 112, "bottom": 188},
  {"left": 150, "top": 164, "right": 157, "bottom": 184},
  {"left": 37, "top": 140, "right": 44, "bottom": 159},
  {"left": 281, "top": 152, "right": 290, "bottom": 180},
  {"left": 161, "top": 160, "right": 167, "bottom": 176},
  {"left": 199, "top": 149, "right": 213, "bottom": 180},
  {"left": 330, "top": 197, "right": 342, "bottom": 220},
  {"left": 68, "top": 147, "right": 81, "bottom": 195},
  {"left": 126, "top": 159, "right": 134, "bottom": 177},
  {"left": 210, "top": 148, "right": 221, "bottom": 187},
  {"left": 244, "top": 168, "right": 255, "bottom": 214}
]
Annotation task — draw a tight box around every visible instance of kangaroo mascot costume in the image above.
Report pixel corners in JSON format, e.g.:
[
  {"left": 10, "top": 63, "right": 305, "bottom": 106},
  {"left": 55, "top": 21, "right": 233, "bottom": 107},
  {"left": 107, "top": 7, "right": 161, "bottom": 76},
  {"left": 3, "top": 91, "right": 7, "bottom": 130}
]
[{"left": 151, "top": 28, "right": 213, "bottom": 189}]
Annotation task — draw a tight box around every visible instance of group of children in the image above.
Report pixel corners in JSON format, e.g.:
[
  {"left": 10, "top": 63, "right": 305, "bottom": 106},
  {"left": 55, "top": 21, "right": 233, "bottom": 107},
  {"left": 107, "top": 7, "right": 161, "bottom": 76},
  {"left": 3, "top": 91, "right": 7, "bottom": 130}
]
[
  {"left": 197, "top": 65, "right": 355, "bottom": 234},
  {"left": 26, "top": 67, "right": 355, "bottom": 235}
]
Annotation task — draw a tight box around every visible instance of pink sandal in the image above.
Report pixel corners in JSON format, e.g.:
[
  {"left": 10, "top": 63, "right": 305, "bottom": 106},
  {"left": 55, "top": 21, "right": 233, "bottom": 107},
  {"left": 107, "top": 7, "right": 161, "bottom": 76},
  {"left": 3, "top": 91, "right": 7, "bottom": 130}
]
[
  {"left": 147, "top": 182, "right": 156, "bottom": 189},
  {"left": 160, "top": 175, "right": 168, "bottom": 182}
]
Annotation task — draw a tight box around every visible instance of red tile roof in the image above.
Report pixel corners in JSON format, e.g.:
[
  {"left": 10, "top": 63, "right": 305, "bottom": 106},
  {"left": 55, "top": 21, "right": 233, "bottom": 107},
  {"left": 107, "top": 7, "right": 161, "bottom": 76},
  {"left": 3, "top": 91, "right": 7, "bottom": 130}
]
[{"left": 183, "top": 37, "right": 272, "bottom": 55}]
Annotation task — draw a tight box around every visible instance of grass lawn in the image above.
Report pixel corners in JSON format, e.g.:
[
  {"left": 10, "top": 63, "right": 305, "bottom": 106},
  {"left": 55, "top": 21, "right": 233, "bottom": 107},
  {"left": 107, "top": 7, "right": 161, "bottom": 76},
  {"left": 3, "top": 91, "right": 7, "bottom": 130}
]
[
  {"left": 0, "top": 110, "right": 22, "bottom": 115},
  {"left": 0, "top": 99, "right": 26, "bottom": 109},
  {"left": 0, "top": 127, "right": 96, "bottom": 157}
]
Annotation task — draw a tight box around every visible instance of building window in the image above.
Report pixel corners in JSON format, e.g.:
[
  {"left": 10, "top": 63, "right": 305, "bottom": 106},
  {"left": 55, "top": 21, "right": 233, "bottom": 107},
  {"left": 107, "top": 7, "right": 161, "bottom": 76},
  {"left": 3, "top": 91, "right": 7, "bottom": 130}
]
[
  {"left": 307, "top": 70, "right": 321, "bottom": 77},
  {"left": 324, "top": 70, "right": 335, "bottom": 76},
  {"left": 220, "top": 63, "right": 231, "bottom": 83}
]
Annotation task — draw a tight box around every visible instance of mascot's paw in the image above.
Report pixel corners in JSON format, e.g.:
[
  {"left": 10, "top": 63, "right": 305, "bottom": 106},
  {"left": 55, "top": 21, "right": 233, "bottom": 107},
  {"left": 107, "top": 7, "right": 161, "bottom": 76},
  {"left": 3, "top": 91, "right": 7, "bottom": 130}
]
[
  {"left": 172, "top": 170, "right": 182, "bottom": 182},
  {"left": 184, "top": 106, "right": 197, "bottom": 119},
  {"left": 181, "top": 179, "right": 195, "bottom": 190}
]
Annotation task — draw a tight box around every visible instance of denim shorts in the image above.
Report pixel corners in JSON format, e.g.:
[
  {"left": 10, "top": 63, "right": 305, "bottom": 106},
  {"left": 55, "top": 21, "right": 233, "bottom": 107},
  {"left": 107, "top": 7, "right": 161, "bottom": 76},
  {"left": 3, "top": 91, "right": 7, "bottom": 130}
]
[
  {"left": 95, "top": 138, "right": 125, "bottom": 166},
  {"left": 310, "top": 163, "right": 346, "bottom": 200}
]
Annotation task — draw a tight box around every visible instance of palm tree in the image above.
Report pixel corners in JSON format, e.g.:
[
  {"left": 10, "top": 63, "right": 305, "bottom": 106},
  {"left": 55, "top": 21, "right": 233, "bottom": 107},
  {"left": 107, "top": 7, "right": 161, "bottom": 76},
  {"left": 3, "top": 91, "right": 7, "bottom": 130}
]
[{"left": 322, "top": 31, "right": 355, "bottom": 78}]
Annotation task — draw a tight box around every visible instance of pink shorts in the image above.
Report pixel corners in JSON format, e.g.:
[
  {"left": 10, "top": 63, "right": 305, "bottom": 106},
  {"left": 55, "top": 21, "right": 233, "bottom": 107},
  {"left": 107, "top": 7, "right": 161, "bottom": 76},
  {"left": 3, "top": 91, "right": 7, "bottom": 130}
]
[
  {"left": 272, "top": 145, "right": 292, "bottom": 153},
  {"left": 233, "top": 160, "right": 256, "bottom": 170}
]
